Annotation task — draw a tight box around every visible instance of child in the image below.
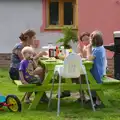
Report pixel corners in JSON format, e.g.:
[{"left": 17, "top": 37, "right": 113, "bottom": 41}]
[
  {"left": 19, "top": 46, "right": 42, "bottom": 103},
  {"left": 77, "top": 32, "right": 90, "bottom": 58},
  {"left": 87, "top": 30, "right": 107, "bottom": 107},
  {"left": 9, "top": 29, "right": 47, "bottom": 81}
]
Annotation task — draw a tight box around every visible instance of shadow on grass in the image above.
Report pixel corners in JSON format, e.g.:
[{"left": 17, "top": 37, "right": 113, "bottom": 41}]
[
  {"left": 21, "top": 97, "right": 120, "bottom": 120},
  {"left": 1, "top": 68, "right": 120, "bottom": 119}
]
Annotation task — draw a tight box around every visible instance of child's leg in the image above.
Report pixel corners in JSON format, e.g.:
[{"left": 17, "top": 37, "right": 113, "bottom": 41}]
[
  {"left": 33, "top": 66, "right": 45, "bottom": 81},
  {"left": 79, "top": 90, "right": 86, "bottom": 101},
  {"left": 24, "top": 92, "right": 33, "bottom": 103},
  {"left": 77, "top": 75, "right": 86, "bottom": 101},
  {"left": 33, "top": 67, "right": 49, "bottom": 102},
  {"left": 29, "top": 76, "right": 49, "bottom": 103},
  {"left": 95, "top": 96, "right": 101, "bottom": 105},
  {"left": 80, "top": 75, "right": 86, "bottom": 100}
]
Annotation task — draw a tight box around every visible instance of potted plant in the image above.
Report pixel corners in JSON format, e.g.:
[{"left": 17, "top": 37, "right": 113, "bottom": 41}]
[{"left": 56, "top": 27, "right": 77, "bottom": 49}]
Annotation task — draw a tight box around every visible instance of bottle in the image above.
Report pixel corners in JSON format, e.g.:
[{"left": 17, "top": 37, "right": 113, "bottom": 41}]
[
  {"left": 48, "top": 43, "right": 54, "bottom": 57},
  {"left": 53, "top": 46, "right": 56, "bottom": 57},
  {"left": 55, "top": 46, "right": 59, "bottom": 59},
  {"left": 60, "top": 46, "right": 64, "bottom": 55}
]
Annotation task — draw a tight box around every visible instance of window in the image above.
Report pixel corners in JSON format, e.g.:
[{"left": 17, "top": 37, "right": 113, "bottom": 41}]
[
  {"left": 46, "top": 0, "right": 78, "bottom": 29},
  {"left": 64, "top": 2, "right": 73, "bottom": 25},
  {"left": 49, "top": 1, "right": 59, "bottom": 25}
]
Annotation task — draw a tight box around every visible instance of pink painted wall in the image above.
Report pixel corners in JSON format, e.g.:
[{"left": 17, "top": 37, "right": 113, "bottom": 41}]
[{"left": 78, "top": 0, "right": 120, "bottom": 57}]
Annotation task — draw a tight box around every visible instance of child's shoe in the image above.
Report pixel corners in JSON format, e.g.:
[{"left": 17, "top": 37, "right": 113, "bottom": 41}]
[{"left": 24, "top": 99, "right": 32, "bottom": 104}]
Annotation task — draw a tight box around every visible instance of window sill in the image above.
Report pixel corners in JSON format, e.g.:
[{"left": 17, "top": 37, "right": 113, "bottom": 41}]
[{"left": 44, "top": 25, "right": 78, "bottom": 31}]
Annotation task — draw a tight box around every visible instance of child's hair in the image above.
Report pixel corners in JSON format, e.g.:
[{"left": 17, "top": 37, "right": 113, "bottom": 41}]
[
  {"left": 79, "top": 32, "right": 90, "bottom": 41},
  {"left": 19, "top": 29, "right": 36, "bottom": 41},
  {"left": 21, "top": 46, "right": 34, "bottom": 58},
  {"left": 91, "top": 30, "right": 103, "bottom": 47}
]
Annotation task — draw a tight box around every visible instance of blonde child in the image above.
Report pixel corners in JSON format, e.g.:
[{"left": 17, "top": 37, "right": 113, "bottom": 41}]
[{"left": 19, "top": 46, "right": 42, "bottom": 103}]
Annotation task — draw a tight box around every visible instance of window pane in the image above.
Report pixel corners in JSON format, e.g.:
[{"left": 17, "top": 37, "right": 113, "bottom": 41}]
[
  {"left": 49, "top": 2, "right": 59, "bottom": 25},
  {"left": 64, "top": 2, "right": 73, "bottom": 25}
]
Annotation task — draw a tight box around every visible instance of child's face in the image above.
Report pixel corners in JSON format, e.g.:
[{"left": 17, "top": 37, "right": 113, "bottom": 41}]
[
  {"left": 81, "top": 35, "right": 90, "bottom": 46},
  {"left": 27, "top": 35, "right": 36, "bottom": 46},
  {"left": 24, "top": 51, "right": 33, "bottom": 59}
]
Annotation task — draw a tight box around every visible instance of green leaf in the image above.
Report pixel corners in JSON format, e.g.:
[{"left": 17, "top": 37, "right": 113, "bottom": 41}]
[
  {"left": 56, "top": 26, "right": 77, "bottom": 48},
  {"left": 56, "top": 38, "right": 64, "bottom": 43}
]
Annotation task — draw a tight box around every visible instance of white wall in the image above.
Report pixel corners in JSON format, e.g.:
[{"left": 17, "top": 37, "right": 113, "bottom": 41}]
[{"left": 0, "top": 0, "right": 77, "bottom": 53}]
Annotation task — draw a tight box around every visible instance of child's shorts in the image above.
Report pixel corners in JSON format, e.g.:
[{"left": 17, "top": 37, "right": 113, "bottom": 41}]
[{"left": 27, "top": 76, "right": 42, "bottom": 85}]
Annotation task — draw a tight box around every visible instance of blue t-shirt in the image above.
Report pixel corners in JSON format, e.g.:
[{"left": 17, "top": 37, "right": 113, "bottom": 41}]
[{"left": 90, "top": 46, "right": 107, "bottom": 83}]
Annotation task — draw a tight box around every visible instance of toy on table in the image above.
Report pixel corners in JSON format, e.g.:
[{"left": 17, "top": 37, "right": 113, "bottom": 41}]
[{"left": 0, "top": 94, "right": 21, "bottom": 112}]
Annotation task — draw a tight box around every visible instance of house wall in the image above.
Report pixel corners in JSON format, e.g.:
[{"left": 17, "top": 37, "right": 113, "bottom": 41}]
[
  {"left": 1, "top": 0, "right": 119, "bottom": 54},
  {"left": 78, "top": 0, "right": 120, "bottom": 58},
  {"left": 0, "top": 0, "right": 115, "bottom": 72},
  {"left": 0, "top": 0, "right": 63, "bottom": 53}
]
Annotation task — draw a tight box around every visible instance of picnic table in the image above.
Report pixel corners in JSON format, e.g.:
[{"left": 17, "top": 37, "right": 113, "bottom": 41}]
[{"left": 14, "top": 58, "right": 120, "bottom": 110}]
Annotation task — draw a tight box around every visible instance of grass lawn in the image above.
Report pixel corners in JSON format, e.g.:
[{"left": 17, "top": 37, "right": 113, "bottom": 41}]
[{"left": 1, "top": 68, "right": 120, "bottom": 120}]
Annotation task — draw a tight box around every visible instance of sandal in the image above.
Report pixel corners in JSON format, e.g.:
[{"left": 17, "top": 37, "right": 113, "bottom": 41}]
[
  {"left": 24, "top": 99, "right": 32, "bottom": 104},
  {"left": 39, "top": 92, "right": 49, "bottom": 103},
  {"left": 56, "top": 91, "right": 71, "bottom": 98},
  {"left": 75, "top": 97, "right": 86, "bottom": 103}
]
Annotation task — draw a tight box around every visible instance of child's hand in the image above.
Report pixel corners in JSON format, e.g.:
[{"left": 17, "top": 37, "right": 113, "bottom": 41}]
[
  {"left": 87, "top": 41, "right": 92, "bottom": 49},
  {"left": 22, "top": 80, "right": 28, "bottom": 84},
  {"left": 39, "top": 51, "right": 48, "bottom": 56},
  {"left": 34, "top": 51, "right": 48, "bottom": 60},
  {"left": 77, "top": 53, "right": 83, "bottom": 58}
]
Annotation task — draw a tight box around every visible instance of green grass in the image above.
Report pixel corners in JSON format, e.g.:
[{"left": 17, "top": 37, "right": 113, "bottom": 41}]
[{"left": 1, "top": 68, "right": 120, "bottom": 120}]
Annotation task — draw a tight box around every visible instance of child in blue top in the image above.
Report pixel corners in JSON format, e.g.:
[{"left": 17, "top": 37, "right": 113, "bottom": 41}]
[
  {"left": 87, "top": 30, "right": 107, "bottom": 106},
  {"left": 91, "top": 46, "right": 106, "bottom": 83}
]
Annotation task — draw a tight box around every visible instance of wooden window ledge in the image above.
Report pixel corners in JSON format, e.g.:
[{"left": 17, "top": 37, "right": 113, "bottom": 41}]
[{"left": 44, "top": 26, "right": 78, "bottom": 31}]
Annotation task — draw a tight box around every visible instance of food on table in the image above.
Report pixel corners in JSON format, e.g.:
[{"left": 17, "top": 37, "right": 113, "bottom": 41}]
[{"left": 48, "top": 57, "right": 56, "bottom": 60}]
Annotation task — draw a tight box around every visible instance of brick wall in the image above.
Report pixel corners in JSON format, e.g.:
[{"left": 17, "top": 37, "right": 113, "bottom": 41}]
[
  {"left": 0, "top": 54, "right": 114, "bottom": 77},
  {"left": 107, "top": 58, "right": 114, "bottom": 77},
  {"left": 0, "top": 53, "right": 11, "bottom": 67}
]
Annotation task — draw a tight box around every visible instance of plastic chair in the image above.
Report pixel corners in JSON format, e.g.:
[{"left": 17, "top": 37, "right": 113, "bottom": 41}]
[{"left": 48, "top": 53, "right": 95, "bottom": 116}]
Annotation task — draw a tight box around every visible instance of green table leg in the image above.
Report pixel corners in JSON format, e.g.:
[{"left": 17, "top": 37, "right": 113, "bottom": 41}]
[
  {"left": 86, "top": 70, "right": 111, "bottom": 106},
  {"left": 29, "top": 92, "right": 43, "bottom": 110},
  {"left": 96, "top": 91, "right": 111, "bottom": 107},
  {"left": 43, "top": 71, "right": 54, "bottom": 84},
  {"left": 28, "top": 71, "right": 54, "bottom": 110}
]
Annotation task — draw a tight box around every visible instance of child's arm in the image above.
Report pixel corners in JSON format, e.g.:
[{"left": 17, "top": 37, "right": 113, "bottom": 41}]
[
  {"left": 77, "top": 43, "right": 83, "bottom": 57},
  {"left": 32, "top": 59, "right": 38, "bottom": 69},
  {"left": 87, "top": 44, "right": 95, "bottom": 60},
  {"left": 88, "top": 56, "right": 95, "bottom": 61},
  {"left": 19, "top": 61, "right": 28, "bottom": 84},
  {"left": 19, "top": 71, "right": 28, "bottom": 84},
  {"left": 33, "top": 51, "right": 47, "bottom": 60}
]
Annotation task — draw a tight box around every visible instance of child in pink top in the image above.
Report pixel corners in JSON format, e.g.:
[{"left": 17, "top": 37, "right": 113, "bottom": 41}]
[{"left": 77, "top": 32, "right": 90, "bottom": 58}]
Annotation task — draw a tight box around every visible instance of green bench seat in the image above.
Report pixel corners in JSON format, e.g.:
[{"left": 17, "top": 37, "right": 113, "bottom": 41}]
[
  {"left": 102, "top": 76, "right": 120, "bottom": 84},
  {"left": 14, "top": 80, "right": 36, "bottom": 87},
  {"left": 14, "top": 80, "right": 23, "bottom": 86},
  {"left": 14, "top": 76, "right": 120, "bottom": 88}
]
